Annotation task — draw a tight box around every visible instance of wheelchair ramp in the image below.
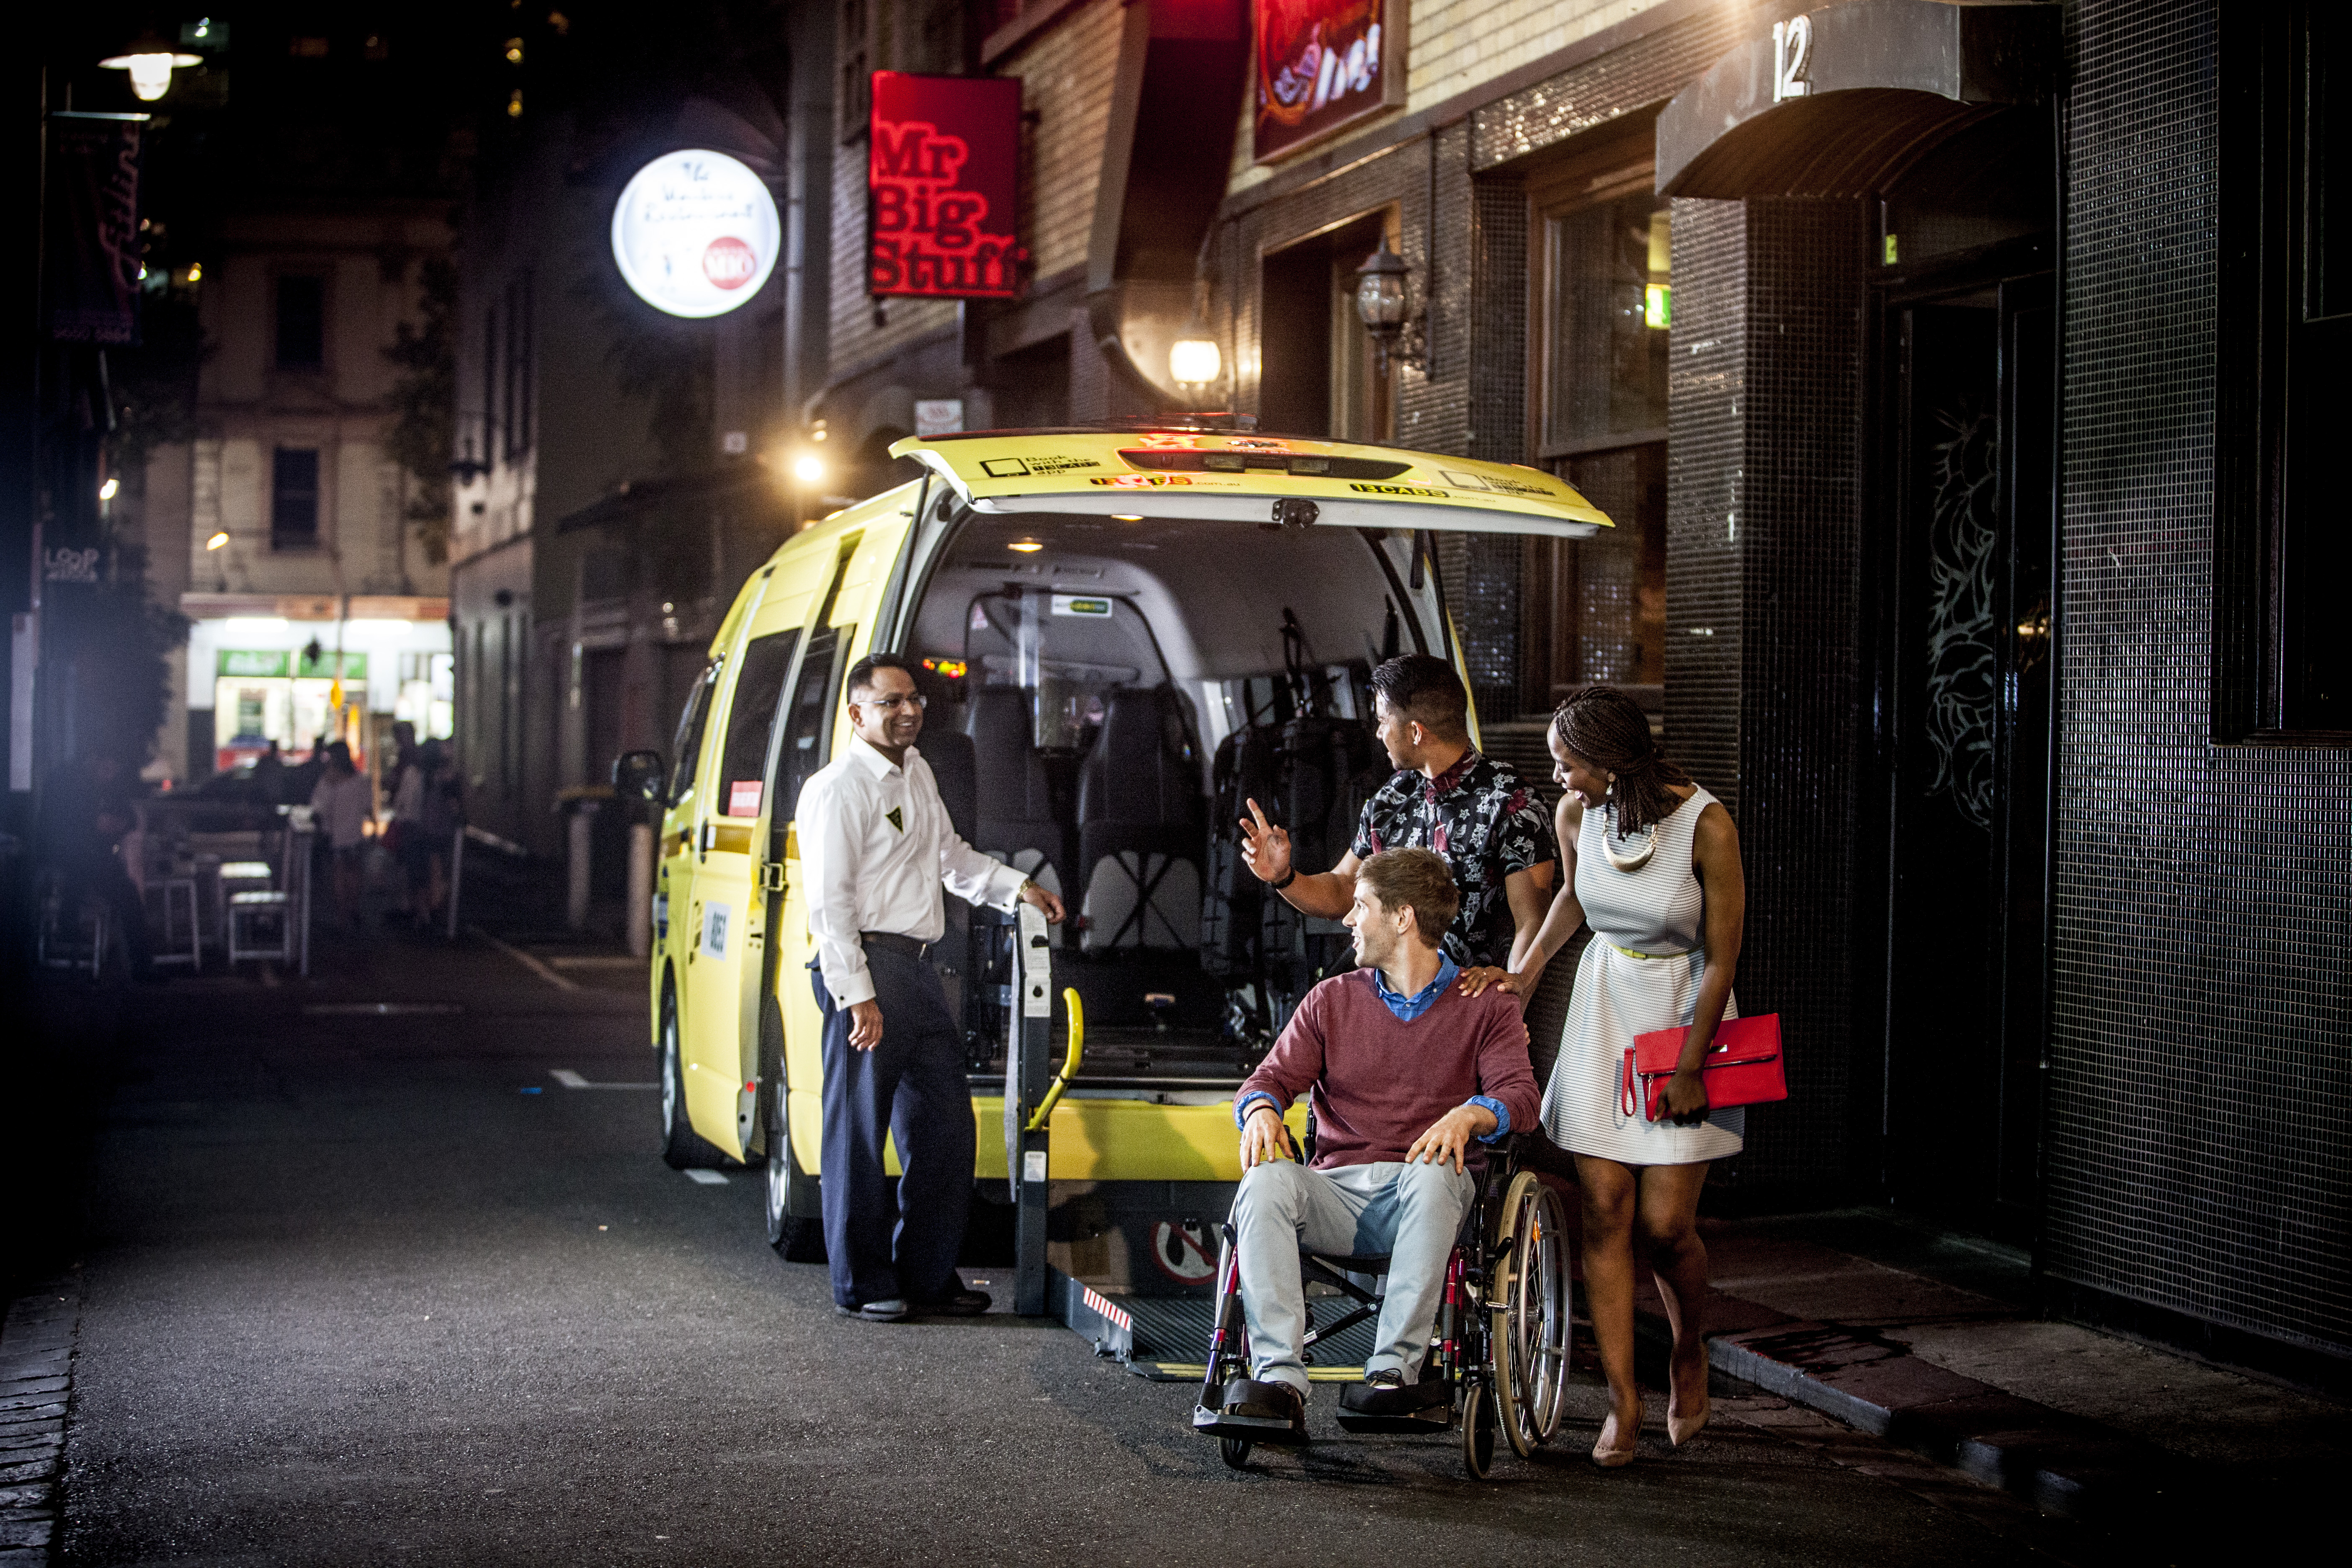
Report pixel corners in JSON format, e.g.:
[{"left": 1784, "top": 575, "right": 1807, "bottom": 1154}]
[{"left": 1066, "top": 1281, "right": 1380, "bottom": 1382}]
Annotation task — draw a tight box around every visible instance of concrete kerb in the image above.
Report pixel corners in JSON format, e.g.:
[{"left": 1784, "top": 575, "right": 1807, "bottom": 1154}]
[{"left": 1693, "top": 1315, "right": 2186, "bottom": 1524}]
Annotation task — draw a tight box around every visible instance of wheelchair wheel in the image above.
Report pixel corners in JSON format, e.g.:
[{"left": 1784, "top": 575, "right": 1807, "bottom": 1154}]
[
  {"left": 1220, "top": 1436, "right": 1253, "bottom": 1470},
  {"left": 1492, "top": 1172, "right": 1573, "bottom": 1458},
  {"left": 1460, "top": 1381, "right": 1496, "bottom": 1479}
]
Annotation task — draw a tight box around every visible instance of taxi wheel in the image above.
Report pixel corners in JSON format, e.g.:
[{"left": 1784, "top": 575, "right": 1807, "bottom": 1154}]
[
  {"left": 764, "top": 1077, "right": 827, "bottom": 1264},
  {"left": 658, "top": 983, "right": 727, "bottom": 1171}
]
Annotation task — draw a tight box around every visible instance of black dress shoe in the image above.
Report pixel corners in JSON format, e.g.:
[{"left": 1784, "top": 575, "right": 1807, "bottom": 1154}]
[
  {"left": 1341, "top": 1372, "right": 1449, "bottom": 1414},
  {"left": 833, "top": 1298, "right": 910, "bottom": 1321},
  {"left": 912, "top": 1289, "right": 991, "bottom": 1316}
]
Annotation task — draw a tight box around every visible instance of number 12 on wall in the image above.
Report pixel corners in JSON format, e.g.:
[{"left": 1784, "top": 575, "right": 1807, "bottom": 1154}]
[{"left": 1773, "top": 14, "right": 1813, "bottom": 104}]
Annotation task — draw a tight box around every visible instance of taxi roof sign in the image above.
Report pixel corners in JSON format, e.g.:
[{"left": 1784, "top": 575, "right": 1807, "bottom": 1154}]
[{"left": 888, "top": 429, "right": 1612, "bottom": 539}]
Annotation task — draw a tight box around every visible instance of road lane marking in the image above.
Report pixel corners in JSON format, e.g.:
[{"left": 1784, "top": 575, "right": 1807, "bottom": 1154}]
[
  {"left": 682, "top": 1169, "right": 729, "bottom": 1185},
  {"left": 305, "top": 1003, "right": 464, "bottom": 1016},
  {"left": 549, "top": 1069, "right": 658, "bottom": 1090},
  {"left": 472, "top": 927, "right": 579, "bottom": 991}
]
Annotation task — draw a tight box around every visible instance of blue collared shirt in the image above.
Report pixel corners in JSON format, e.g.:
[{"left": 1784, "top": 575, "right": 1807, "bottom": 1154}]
[
  {"left": 1235, "top": 955, "right": 1511, "bottom": 1143},
  {"left": 1374, "top": 953, "right": 1461, "bottom": 1021}
]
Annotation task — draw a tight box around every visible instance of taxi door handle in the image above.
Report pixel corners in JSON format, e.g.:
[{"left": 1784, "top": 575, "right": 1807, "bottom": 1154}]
[{"left": 698, "top": 820, "right": 714, "bottom": 862}]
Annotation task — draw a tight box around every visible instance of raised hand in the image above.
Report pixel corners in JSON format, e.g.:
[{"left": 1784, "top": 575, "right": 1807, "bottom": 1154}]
[{"left": 1239, "top": 798, "right": 1293, "bottom": 887}]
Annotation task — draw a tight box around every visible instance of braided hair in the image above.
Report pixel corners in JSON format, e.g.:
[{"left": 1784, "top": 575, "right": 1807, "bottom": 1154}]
[{"left": 1551, "top": 685, "right": 1692, "bottom": 837}]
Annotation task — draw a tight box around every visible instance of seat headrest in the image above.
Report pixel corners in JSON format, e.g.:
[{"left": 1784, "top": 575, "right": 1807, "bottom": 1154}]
[{"left": 1081, "top": 686, "right": 1197, "bottom": 822}]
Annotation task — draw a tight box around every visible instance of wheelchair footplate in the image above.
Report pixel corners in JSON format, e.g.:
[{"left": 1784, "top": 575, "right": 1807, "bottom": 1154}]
[{"left": 1192, "top": 1405, "right": 1310, "bottom": 1446}]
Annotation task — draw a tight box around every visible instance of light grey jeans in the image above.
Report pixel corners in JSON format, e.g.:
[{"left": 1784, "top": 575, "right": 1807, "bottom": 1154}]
[{"left": 1231, "top": 1158, "right": 1475, "bottom": 1394}]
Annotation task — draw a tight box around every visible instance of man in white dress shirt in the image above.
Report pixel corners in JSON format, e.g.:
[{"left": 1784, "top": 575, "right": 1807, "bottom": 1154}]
[{"left": 798, "top": 653, "right": 1065, "bottom": 1320}]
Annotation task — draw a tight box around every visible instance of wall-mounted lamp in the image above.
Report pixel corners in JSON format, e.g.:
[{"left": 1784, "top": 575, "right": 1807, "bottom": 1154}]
[
  {"left": 205, "top": 531, "right": 230, "bottom": 551},
  {"left": 98, "top": 33, "right": 202, "bottom": 102},
  {"left": 1169, "top": 321, "right": 1222, "bottom": 399},
  {"left": 1353, "top": 239, "right": 1425, "bottom": 378},
  {"left": 98, "top": 477, "right": 120, "bottom": 502},
  {"left": 792, "top": 453, "right": 825, "bottom": 485}
]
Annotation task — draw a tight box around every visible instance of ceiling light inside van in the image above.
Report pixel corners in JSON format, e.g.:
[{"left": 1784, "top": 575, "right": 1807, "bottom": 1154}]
[{"left": 1008, "top": 541, "right": 1044, "bottom": 553}]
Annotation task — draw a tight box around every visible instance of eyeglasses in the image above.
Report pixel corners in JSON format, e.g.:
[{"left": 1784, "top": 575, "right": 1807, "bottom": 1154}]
[{"left": 856, "top": 692, "right": 927, "bottom": 713}]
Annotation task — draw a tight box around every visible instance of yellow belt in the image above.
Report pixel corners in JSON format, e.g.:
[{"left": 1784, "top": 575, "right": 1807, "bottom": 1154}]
[{"left": 1609, "top": 944, "right": 1692, "bottom": 961}]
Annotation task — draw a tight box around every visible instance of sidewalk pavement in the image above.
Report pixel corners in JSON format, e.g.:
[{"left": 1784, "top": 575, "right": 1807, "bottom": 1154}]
[{"left": 1629, "top": 1207, "right": 2345, "bottom": 1532}]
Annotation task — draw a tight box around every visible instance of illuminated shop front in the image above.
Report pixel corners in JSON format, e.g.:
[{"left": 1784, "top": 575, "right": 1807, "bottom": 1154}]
[{"left": 181, "top": 597, "right": 452, "bottom": 776}]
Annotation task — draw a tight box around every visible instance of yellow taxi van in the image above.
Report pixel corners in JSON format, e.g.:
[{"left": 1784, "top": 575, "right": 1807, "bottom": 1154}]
[{"left": 617, "top": 421, "right": 1608, "bottom": 1264}]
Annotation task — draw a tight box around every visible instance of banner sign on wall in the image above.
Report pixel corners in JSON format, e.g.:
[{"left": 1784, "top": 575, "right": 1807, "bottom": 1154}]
[
  {"left": 610, "top": 149, "right": 781, "bottom": 318},
  {"left": 1252, "top": 0, "right": 1398, "bottom": 162},
  {"left": 867, "top": 72, "right": 1024, "bottom": 300},
  {"left": 44, "top": 113, "right": 143, "bottom": 345}
]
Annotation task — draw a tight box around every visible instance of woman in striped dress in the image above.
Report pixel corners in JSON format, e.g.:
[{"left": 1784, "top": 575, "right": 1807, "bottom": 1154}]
[{"left": 1462, "top": 686, "right": 1746, "bottom": 1467}]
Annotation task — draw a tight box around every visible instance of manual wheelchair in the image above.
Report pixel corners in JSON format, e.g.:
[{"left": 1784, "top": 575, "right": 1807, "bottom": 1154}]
[{"left": 1191, "top": 1135, "right": 1574, "bottom": 1477}]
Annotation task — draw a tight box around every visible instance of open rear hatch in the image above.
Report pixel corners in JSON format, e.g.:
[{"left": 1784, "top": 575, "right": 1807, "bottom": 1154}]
[{"left": 890, "top": 427, "right": 1612, "bottom": 539}]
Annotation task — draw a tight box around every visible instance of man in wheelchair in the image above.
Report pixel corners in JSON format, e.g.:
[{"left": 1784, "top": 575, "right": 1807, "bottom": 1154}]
[{"left": 1219, "top": 848, "right": 1540, "bottom": 1439}]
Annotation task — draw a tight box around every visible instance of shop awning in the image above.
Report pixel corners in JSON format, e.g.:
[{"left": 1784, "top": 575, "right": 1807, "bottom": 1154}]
[{"left": 1655, "top": 0, "right": 2060, "bottom": 199}]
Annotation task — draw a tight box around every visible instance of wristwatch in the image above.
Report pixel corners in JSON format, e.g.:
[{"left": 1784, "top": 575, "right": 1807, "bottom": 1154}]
[{"left": 1270, "top": 866, "right": 1298, "bottom": 891}]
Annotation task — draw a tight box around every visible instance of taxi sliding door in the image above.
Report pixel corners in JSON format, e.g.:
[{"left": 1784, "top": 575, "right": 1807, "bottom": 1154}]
[
  {"left": 771, "top": 514, "right": 918, "bottom": 1184},
  {"left": 675, "top": 575, "right": 800, "bottom": 1156}
]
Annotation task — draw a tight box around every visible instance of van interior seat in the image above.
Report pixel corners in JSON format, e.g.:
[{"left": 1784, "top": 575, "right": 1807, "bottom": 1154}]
[
  {"left": 1076, "top": 685, "right": 1205, "bottom": 952},
  {"left": 964, "top": 687, "right": 1067, "bottom": 916}
]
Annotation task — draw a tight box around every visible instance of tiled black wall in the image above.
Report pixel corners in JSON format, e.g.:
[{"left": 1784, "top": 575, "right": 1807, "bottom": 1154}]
[
  {"left": 1665, "top": 193, "right": 1868, "bottom": 1190},
  {"left": 2050, "top": 0, "right": 2352, "bottom": 1354},
  {"left": 1663, "top": 199, "right": 1747, "bottom": 816},
  {"left": 1734, "top": 196, "right": 1869, "bottom": 1189}
]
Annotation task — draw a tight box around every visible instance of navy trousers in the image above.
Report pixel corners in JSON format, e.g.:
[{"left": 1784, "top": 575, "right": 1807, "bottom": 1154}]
[{"left": 812, "top": 942, "right": 974, "bottom": 1308}]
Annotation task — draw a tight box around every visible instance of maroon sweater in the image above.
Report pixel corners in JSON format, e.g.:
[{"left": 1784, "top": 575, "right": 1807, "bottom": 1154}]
[{"left": 1236, "top": 970, "right": 1540, "bottom": 1169}]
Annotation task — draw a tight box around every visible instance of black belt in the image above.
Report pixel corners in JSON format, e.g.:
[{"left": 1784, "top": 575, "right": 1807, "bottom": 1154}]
[{"left": 860, "top": 930, "right": 934, "bottom": 961}]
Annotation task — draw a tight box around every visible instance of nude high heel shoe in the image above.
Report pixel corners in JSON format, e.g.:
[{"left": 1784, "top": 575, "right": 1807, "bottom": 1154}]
[
  {"left": 1667, "top": 1391, "right": 1710, "bottom": 1447},
  {"left": 1591, "top": 1402, "right": 1642, "bottom": 1467}
]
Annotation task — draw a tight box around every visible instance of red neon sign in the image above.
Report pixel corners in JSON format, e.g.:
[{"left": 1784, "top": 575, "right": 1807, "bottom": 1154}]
[{"left": 868, "top": 72, "right": 1024, "bottom": 300}]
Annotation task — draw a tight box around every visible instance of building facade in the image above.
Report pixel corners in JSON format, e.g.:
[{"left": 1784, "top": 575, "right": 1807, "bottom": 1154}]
[
  {"left": 446, "top": 0, "right": 2350, "bottom": 1374},
  {"left": 444, "top": 18, "right": 830, "bottom": 856},
  {"left": 146, "top": 204, "right": 454, "bottom": 787}
]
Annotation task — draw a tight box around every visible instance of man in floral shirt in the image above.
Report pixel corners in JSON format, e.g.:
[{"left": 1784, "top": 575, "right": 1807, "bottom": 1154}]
[{"left": 1239, "top": 655, "right": 1556, "bottom": 983}]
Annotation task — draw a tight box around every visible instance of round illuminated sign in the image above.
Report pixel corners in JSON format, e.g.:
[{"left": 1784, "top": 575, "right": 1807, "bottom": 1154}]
[{"left": 609, "top": 150, "right": 780, "bottom": 318}]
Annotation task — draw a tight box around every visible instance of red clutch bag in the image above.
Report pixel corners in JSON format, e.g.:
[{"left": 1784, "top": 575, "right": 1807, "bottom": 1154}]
[{"left": 1622, "top": 1014, "right": 1786, "bottom": 1121}]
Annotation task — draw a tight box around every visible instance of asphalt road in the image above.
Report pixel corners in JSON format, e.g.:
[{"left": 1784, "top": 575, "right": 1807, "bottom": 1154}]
[{"left": 39, "top": 931, "right": 2099, "bottom": 1567}]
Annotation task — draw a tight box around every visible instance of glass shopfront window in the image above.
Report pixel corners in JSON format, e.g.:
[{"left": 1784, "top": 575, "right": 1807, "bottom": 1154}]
[{"left": 1524, "top": 120, "right": 1671, "bottom": 719}]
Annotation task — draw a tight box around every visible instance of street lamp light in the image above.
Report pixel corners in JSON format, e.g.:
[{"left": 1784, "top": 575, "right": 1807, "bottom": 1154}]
[{"left": 98, "top": 33, "right": 203, "bottom": 103}]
